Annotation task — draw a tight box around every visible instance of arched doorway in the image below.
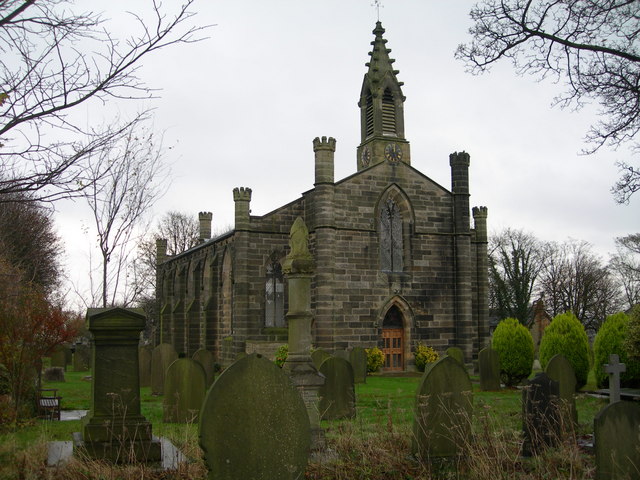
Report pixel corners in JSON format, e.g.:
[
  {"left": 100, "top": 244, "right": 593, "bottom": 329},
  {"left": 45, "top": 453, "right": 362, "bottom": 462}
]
[{"left": 382, "top": 305, "right": 404, "bottom": 371}]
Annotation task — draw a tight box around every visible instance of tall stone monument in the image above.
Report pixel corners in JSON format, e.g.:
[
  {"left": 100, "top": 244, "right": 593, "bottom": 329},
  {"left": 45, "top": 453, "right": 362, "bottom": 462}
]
[
  {"left": 74, "top": 308, "right": 161, "bottom": 463},
  {"left": 282, "top": 217, "right": 325, "bottom": 450}
]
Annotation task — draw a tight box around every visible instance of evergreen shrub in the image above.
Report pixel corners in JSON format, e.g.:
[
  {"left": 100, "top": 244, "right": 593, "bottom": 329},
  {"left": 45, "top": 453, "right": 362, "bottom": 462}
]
[
  {"left": 492, "top": 317, "right": 534, "bottom": 387},
  {"left": 274, "top": 344, "right": 288, "bottom": 368},
  {"left": 414, "top": 343, "right": 439, "bottom": 372},
  {"left": 539, "top": 311, "right": 590, "bottom": 389},
  {"left": 624, "top": 305, "right": 640, "bottom": 360},
  {"left": 594, "top": 312, "right": 640, "bottom": 388},
  {"left": 365, "top": 347, "right": 384, "bottom": 373}
]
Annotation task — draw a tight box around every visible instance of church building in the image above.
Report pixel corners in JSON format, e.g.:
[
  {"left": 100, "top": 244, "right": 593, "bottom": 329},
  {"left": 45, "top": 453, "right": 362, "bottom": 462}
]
[{"left": 155, "top": 22, "right": 490, "bottom": 371}]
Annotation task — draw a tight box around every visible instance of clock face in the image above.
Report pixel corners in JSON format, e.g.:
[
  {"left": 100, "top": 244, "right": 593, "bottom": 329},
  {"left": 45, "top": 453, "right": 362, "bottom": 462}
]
[
  {"left": 384, "top": 143, "right": 403, "bottom": 162},
  {"left": 361, "top": 147, "right": 371, "bottom": 167}
]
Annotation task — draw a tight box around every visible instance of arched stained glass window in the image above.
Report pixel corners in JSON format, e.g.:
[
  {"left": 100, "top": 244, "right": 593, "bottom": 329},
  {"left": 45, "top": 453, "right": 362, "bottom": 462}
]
[
  {"left": 380, "top": 198, "right": 403, "bottom": 272},
  {"left": 265, "top": 261, "right": 285, "bottom": 327}
]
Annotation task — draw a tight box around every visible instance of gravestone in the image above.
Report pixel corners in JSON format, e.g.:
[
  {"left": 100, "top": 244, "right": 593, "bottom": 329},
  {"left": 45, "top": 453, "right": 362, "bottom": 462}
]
[
  {"left": 350, "top": 347, "right": 368, "bottom": 384},
  {"left": 333, "top": 349, "right": 350, "bottom": 361},
  {"left": 545, "top": 354, "right": 577, "bottom": 426},
  {"left": 43, "top": 366, "right": 65, "bottom": 382},
  {"left": 478, "top": 346, "right": 501, "bottom": 391},
  {"left": 412, "top": 356, "right": 473, "bottom": 459},
  {"left": 522, "top": 372, "right": 560, "bottom": 457},
  {"left": 50, "top": 345, "right": 69, "bottom": 370},
  {"left": 311, "top": 349, "right": 331, "bottom": 369},
  {"left": 192, "top": 349, "right": 216, "bottom": 388},
  {"left": 74, "top": 308, "right": 161, "bottom": 463},
  {"left": 151, "top": 343, "right": 178, "bottom": 395},
  {"left": 163, "top": 358, "right": 206, "bottom": 423},
  {"left": 594, "top": 400, "right": 640, "bottom": 480},
  {"left": 199, "top": 354, "right": 310, "bottom": 480},
  {"left": 318, "top": 357, "right": 356, "bottom": 420},
  {"left": 445, "top": 347, "right": 464, "bottom": 366},
  {"left": 73, "top": 344, "right": 90, "bottom": 372},
  {"left": 604, "top": 354, "right": 626, "bottom": 404},
  {"left": 138, "top": 346, "right": 152, "bottom": 388}
]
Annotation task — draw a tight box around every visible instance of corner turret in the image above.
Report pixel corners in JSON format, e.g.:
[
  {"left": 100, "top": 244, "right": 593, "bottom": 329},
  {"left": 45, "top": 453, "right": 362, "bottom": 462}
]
[
  {"left": 233, "top": 187, "right": 252, "bottom": 231},
  {"left": 314, "top": 136, "right": 336, "bottom": 185}
]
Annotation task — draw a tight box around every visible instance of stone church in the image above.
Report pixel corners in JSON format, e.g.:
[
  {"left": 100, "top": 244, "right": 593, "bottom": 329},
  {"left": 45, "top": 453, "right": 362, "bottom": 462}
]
[{"left": 155, "top": 22, "right": 489, "bottom": 371}]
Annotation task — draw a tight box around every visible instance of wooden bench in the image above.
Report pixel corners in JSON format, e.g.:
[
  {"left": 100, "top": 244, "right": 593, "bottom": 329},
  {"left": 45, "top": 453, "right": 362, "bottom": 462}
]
[{"left": 37, "top": 388, "right": 61, "bottom": 420}]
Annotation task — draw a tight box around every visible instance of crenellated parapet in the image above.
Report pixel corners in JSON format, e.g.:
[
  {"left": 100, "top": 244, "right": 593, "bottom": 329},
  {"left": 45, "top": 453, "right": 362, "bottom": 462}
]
[
  {"left": 314, "top": 136, "right": 336, "bottom": 185},
  {"left": 198, "top": 211, "right": 212, "bottom": 242},
  {"left": 233, "top": 187, "right": 252, "bottom": 231},
  {"left": 472, "top": 206, "right": 488, "bottom": 243},
  {"left": 233, "top": 187, "right": 252, "bottom": 202}
]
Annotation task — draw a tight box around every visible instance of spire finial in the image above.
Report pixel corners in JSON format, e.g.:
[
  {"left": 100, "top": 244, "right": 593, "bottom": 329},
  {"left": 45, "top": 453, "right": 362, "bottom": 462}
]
[{"left": 371, "top": 0, "right": 383, "bottom": 22}]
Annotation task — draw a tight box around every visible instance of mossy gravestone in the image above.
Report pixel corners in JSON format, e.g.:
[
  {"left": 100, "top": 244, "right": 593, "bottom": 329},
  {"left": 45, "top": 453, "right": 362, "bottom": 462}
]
[
  {"left": 545, "top": 353, "right": 577, "bottom": 426},
  {"left": 50, "top": 345, "right": 69, "bottom": 370},
  {"left": 151, "top": 343, "right": 178, "bottom": 395},
  {"left": 522, "top": 372, "right": 560, "bottom": 457},
  {"left": 478, "top": 346, "right": 500, "bottom": 391},
  {"left": 192, "top": 348, "right": 216, "bottom": 388},
  {"left": 199, "top": 354, "right": 310, "bottom": 480},
  {"left": 594, "top": 401, "right": 640, "bottom": 480},
  {"left": 311, "top": 348, "right": 331, "bottom": 369},
  {"left": 319, "top": 357, "right": 356, "bottom": 420},
  {"left": 350, "top": 347, "right": 367, "bottom": 384},
  {"left": 138, "top": 346, "right": 152, "bottom": 388},
  {"left": 412, "top": 356, "right": 473, "bottom": 459},
  {"left": 445, "top": 347, "right": 464, "bottom": 366},
  {"left": 163, "top": 358, "right": 206, "bottom": 423},
  {"left": 333, "top": 349, "right": 350, "bottom": 361}
]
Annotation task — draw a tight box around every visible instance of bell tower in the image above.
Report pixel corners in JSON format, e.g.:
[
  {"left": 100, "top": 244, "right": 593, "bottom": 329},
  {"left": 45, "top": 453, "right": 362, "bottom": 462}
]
[{"left": 357, "top": 22, "right": 410, "bottom": 171}]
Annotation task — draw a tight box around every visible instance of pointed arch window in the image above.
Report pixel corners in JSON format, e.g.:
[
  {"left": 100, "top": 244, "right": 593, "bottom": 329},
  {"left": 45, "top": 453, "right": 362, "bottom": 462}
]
[
  {"left": 365, "top": 90, "right": 374, "bottom": 138},
  {"left": 382, "top": 88, "right": 396, "bottom": 135},
  {"left": 380, "top": 198, "right": 403, "bottom": 272},
  {"left": 265, "top": 260, "right": 285, "bottom": 327}
]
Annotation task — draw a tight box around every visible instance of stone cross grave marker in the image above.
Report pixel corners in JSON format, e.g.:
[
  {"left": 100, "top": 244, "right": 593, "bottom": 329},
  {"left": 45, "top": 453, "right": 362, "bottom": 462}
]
[
  {"left": 604, "top": 354, "right": 626, "bottom": 404},
  {"left": 192, "top": 348, "right": 216, "bottom": 388},
  {"left": 138, "top": 346, "right": 152, "bottom": 388},
  {"left": 594, "top": 400, "right": 640, "bottom": 480},
  {"left": 478, "top": 346, "right": 501, "bottom": 391},
  {"left": 319, "top": 356, "right": 356, "bottom": 420},
  {"left": 522, "top": 372, "right": 560, "bottom": 457},
  {"left": 350, "top": 347, "right": 368, "bottom": 384},
  {"left": 151, "top": 343, "right": 178, "bottom": 395},
  {"left": 545, "top": 353, "right": 577, "bottom": 427},
  {"left": 199, "top": 353, "right": 310, "bottom": 480},
  {"left": 163, "top": 358, "right": 206, "bottom": 423},
  {"left": 311, "top": 348, "right": 331, "bottom": 369},
  {"left": 412, "top": 355, "right": 473, "bottom": 459}
]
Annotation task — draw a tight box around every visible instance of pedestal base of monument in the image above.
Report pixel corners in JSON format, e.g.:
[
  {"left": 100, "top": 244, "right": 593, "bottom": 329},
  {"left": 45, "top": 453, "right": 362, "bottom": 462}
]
[
  {"left": 285, "top": 358, "right": 326, "bottom": 451},
  {"left": 72, "top": 431, "right": 162, "bottom": 464}
]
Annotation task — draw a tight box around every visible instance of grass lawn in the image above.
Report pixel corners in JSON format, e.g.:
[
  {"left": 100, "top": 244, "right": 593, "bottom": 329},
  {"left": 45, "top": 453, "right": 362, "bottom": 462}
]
[{"left": 0, "top": 368, "right": 608, "bottom": 479}]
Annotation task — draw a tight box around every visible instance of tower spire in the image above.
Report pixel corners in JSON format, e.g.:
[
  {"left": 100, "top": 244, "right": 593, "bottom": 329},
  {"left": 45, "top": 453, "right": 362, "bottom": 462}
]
[{"left": 356, "top": 22, "right": 409, "bottom": 171}]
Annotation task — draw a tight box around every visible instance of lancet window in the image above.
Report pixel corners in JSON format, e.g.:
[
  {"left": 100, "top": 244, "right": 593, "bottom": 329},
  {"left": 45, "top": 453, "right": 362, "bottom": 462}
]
[{"left": 380, "top": 198, "right": 403, "bottom": 272}]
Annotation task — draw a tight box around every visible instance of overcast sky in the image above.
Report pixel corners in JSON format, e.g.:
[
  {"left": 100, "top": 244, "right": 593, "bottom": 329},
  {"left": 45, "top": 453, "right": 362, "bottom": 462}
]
[{"left": 58, "top": 1, "right": 639, "bottom": 308}]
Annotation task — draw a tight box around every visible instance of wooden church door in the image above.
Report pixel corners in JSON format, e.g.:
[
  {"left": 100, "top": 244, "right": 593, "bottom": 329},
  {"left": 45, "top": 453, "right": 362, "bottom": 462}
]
[{"left": 382, "top": 305, "right": 404, "bottom": 371}]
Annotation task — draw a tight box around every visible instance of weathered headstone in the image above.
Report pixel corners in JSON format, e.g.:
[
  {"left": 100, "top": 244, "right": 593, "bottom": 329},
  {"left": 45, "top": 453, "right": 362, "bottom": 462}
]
[
  {"left": 151, "top": 343, "right": 178, "bottom": 395},
  {"left": 446, "top": 347, "right": 464, "bottom": 366},
  {"left": 478, "top": 346, "right": 501, "bottom": 391},
  {"left": 350, "top": 347, "right": 368, "bottom": 384},
  {"left": 522, "top": 372, "right": 560, "bottom": 457},
  {"left": 163, "top": 358, "right": 206, "bottom": 423},
  {"left": 594, "top": 400, "right": 640, "bottom": 480},
  {"left": 319, "top": 357, "right": 356, "bottom": 420},
  {"left": 73, "top": 344, "right": 90, "bottom": 372},
  {"left": 50, "top": 345, "right": 69, "bottom": 370},
  {"left": 192, "top": 348, "right": 216, "bottom": 388},
  {"left": 138, "top": 346, "right": 152, "bottom": 388},
  {"left": 43, "top": 366, "right": 65, "bottom": 382},
  {"left": 604, "top": 354, "right": 626, "bottom": 404},
  {"left": 412, "top": 356, "right": 473, "bottom": 459},
  {"left": 311, "top": 348, "right": 331, "bottom": 369},
  {"left": 333, "top": 349, "right": 350, "bottom": 361},
  {"left": 545, "top": 353, "right": 577, "bottom": 426},
  {"left": 199, "top": 354, "right": 310, "bottom": 480},
  {"left": 74, "top": 308, "right": 161, "bottom": 463}
]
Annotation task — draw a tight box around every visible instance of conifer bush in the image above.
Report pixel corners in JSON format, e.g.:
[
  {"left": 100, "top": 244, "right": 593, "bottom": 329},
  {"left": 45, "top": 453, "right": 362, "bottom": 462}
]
[
  {"left": 624, "top": 305, "right": 640, "bottom": 360},
  {"left": 413, "top": 343, "right": 439, "bottom": 372},
  {"left": 539, "top": 312, "right": 590, "bottom": 389},
  {"left": 492, "top": 317, "right": 534, "bottom": 387},
  {"left": 594, "top": 311, "right": 640, "bottom": 388}
]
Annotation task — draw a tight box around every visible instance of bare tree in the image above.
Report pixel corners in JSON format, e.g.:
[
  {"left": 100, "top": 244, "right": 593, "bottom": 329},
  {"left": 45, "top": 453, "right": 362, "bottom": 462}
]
[
  {"left": 539, "top": 239, "right": 622, "bottom": 333},
  {"left": 83, "top": 120, "right": 170, "bottom": 308},
  {"left": 609, "top": 233, "right": 640, "bottom": 308},
  {"left": 456, "top": 1, "right": 640, "bottom": 203},
  {"left": 0, "top": 0, "right": 207, "bottom": 203},
  {"left": 489, "top": 228, "right": 543, "bottom": 326}
]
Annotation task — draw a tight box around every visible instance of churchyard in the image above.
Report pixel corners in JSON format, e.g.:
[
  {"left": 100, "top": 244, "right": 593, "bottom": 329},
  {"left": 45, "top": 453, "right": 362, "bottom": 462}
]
[{"left": 0, "top": 364, "right": 612, "bottom": 480}]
